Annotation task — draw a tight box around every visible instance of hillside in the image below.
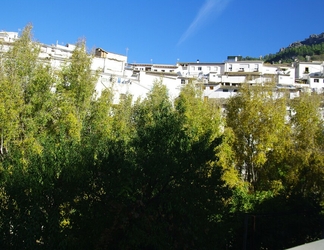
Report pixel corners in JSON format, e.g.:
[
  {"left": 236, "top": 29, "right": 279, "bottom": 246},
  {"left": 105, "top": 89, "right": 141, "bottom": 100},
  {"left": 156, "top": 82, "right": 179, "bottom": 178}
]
[
  {"left": 263, "top": 32, "right": 324, "bottom": 63},
  {"left": 287, "top": 32, "right": 324, "bottom": 48}
]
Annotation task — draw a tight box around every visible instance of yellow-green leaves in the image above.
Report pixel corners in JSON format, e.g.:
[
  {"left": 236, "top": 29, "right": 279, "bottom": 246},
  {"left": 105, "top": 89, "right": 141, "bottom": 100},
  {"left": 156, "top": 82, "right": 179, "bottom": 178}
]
[
  {"left": 58, "top": 39, "right": 97, "bottom": 121},
  {"left": 225, "top": 82, "right": 289, "bottom": 188},
  {"left": 176, "top": 81, "right": 222, "bottom": 144},
  {"left": 286, "top": 92, "right": 324, "bottom": 195}
]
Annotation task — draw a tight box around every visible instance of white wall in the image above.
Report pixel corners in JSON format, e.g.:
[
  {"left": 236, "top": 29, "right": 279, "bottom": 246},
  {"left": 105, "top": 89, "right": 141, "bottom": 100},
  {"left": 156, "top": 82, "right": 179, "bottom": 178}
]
[
  {"left": 0, "top": 31, "right": 18, "bottom": 42},
  {"left": 209, "top": 73, "right": 222, "bottom": 82},
  {"left": 225, "top": 61, "right": 263, "bottom": 73},
  {"left": 176, "top": 63, "right": 224, "bottom": 78},
  {"left": 91, "top": 55, "right": 126, "bottom": 74},
  {"left": 138, "top": 71, "right": 182, "bottom": 100},
  {"left": 204, "top": 88, "right": 236, "bottom": 99},
  {"left": 295, "top": 62, "right": 323, "bottom": 79},
  {"left": 221, "top": 75, "right": 246, "bottom": 84},
  {"left": 95, "top": 71, "right": 182, "bottom": 104},
  {"left": 309, "top": 77, "right": 324, "bottom": 89}
]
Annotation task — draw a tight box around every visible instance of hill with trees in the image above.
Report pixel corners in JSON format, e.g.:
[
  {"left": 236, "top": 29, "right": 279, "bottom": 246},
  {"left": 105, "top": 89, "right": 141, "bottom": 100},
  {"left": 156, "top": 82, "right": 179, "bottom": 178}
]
[{"left": 242, "top": 32, "right": 324, "bottom": 63}]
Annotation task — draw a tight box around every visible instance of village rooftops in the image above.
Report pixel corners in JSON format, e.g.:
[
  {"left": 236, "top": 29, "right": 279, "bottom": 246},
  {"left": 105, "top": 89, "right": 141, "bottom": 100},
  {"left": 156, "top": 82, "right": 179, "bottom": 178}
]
[
  {"left": 95, "top": 47, "right": 126, "bottom": 58},
  {"left": 129, "top": 63, "right": 177, "bottom": 67},
  {"left": 177, "top": 62, "right": 224, "bottom": 66}
]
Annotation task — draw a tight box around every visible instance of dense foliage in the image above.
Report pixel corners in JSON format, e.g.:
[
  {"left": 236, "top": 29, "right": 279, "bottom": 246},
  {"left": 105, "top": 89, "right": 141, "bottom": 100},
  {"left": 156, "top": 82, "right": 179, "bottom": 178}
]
[
  {"left": 241, "top": 42, "right": 324, "bottom": 63},
  {"left": 0, "top": 26, "right": 324, "bottom": 249},
  {"left": 263, "top": 43, "right": 324, "bottom": 63}
]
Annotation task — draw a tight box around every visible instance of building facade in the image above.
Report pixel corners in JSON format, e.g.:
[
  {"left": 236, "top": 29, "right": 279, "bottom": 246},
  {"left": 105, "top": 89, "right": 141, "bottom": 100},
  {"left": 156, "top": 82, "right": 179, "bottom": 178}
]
[{"left": 1, "top": 30, "right": 324, "bottom": 102}]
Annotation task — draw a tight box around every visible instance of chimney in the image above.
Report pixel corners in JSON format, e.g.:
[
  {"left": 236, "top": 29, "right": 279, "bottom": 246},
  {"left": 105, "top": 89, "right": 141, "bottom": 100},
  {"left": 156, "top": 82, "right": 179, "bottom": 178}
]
[{"left": 197, "top": 59, "right": 200, "bottom": 63}]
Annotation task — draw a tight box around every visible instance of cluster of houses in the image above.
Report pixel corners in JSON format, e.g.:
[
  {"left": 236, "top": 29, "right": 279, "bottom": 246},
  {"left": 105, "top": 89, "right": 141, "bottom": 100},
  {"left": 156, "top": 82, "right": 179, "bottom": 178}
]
[{"left": 1, "top": 31, "right": 324, "bottom": 104}]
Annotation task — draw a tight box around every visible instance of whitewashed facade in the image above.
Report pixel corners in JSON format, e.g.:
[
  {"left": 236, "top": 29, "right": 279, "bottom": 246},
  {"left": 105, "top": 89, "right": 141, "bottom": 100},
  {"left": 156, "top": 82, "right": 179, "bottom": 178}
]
[
  {"left": 91, "top": 48, "right": 126, "bottom": 74},
  {"left": 176, "top": 61, "right": 224, "bottom": 79},
  {"left": 0, "top": 31, "right": 18, "bottom": 43},
  {"left": 38, "top": 43, "right": 76, "bottom": 70},
  {"left": 294, "top": 61, "right": 324, "bottom": 90},
  {"left": 90, "top": 48, "right": 128, "bottom": 99},
  {"left": 1, "top": 30, "right": 324, "bottom": 102}
]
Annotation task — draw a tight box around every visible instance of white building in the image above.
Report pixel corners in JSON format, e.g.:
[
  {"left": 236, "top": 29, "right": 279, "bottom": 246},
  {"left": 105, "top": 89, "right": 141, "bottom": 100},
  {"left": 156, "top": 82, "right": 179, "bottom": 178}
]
[
  {"left": 176, "top": 61, "right": 224, "bottom": 79},
  {"left": 91, "top": 48, "right": 128, "bottom": 100},
  {"left": 0, "top": 31, "right": 19, "bottom": 53},
  {"left": 294, "top": 61, "right": 324, "bottom": 90},
  {"left": 92, "top": 48, "right": 126, "bottom": 74},
  {"left": 38, "top": 43, "right": 76, "bottom": 70},
  {"left": 2, "top": 30, "right": 323, "bottom": 103},
  {"left": 0, "top": 31, "right": 18, "bottom": 43},
  {"left": 96, "top": 63, "right": 181, "bottom": 103}
]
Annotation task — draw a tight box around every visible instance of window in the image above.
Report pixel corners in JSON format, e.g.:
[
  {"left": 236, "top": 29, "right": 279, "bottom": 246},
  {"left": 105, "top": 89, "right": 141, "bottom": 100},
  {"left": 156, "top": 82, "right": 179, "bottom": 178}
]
[
  {"left": 314, "top": 79, "right": 319, "bottom": 83},
  {"left": 304, "top": 67, "right": 309, "bottom": 73},
  {"left": 210, "top": 86, "right": 214, "bottom": 90},
  {"left": 223, "top": 89, "right": 228, "bottom": 92},
  {"left": 198, "top": 67, "right": 202, "bottom": 71}
]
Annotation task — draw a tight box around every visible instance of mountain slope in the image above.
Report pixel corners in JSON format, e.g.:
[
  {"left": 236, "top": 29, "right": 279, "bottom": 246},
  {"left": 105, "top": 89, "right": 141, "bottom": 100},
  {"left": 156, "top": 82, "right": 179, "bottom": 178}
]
[{"left": 263, "top": 32, "right": 324, "bottom": 63}]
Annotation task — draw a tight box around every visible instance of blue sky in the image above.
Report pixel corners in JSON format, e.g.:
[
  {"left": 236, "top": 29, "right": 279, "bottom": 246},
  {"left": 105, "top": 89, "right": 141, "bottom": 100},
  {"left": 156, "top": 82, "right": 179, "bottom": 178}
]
[{"left": 1, "top": 0, "right": 323, "bottom": 64}]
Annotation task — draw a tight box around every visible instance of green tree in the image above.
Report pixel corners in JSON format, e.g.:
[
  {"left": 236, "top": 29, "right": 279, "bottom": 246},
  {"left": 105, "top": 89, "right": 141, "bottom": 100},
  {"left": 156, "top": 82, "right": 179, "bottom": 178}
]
[
  {"left": 225, "top": 82, "right": 289, "bottom": 190},
  {"left": 0, "top": 24, "right": 42, "bottom": 156},
  {"left": 57, "top": 39, "right": 97, "bottom": 121},
  {"left": 286, "top": 92, "right": 324, "bottom": 196},
  {"left": 79, "top": 81, "right": 231, "bottom": 249},
  {"left": 0, "top": 25, "right": 99, "bottom": 249}
]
